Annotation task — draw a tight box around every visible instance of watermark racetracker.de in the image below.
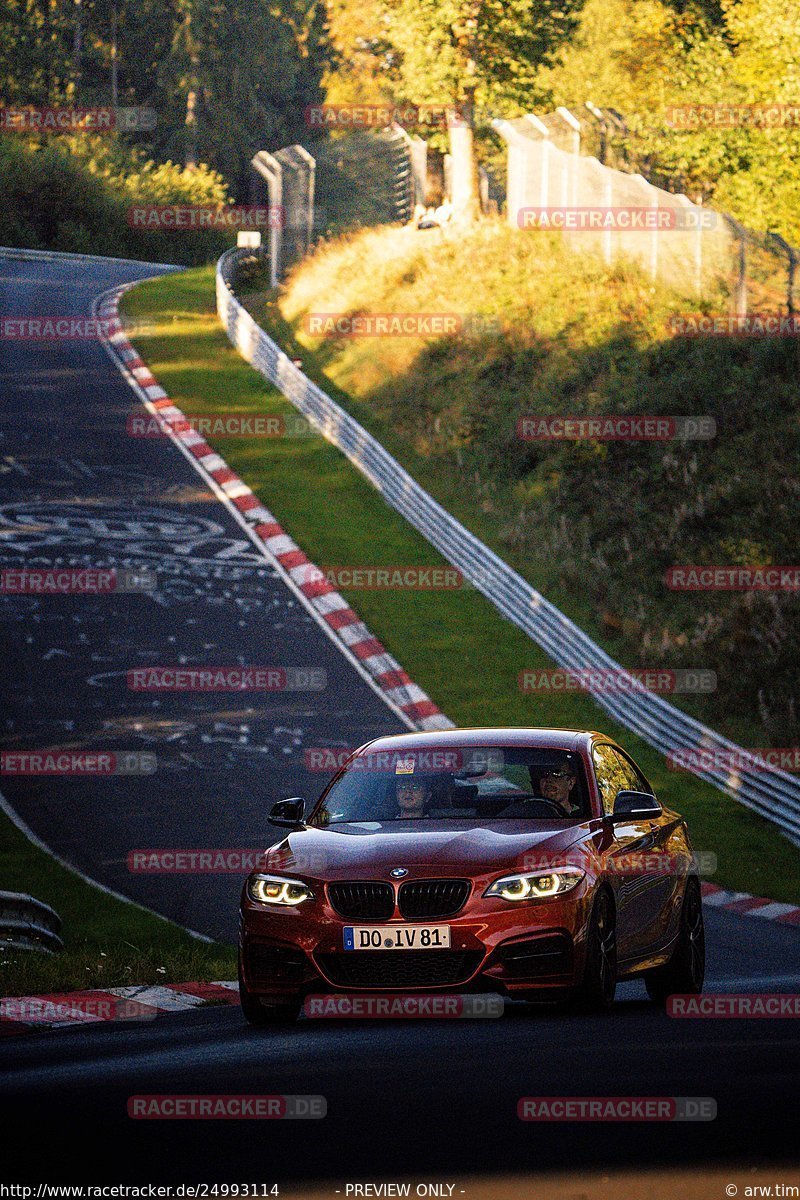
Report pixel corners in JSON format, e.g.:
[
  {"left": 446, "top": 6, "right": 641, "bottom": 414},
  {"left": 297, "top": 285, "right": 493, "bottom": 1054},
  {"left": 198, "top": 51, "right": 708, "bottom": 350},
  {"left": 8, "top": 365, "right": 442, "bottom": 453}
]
[
  {"left": 518, "top": 1096, "right": 717, "bottom": 1121},
  {"left": 1, "top": 751, "right": 157, "bottom": 776},
  {"left": 519, "top": 668, "right": 717, "bottom": 695},
  {"left": 126, "top": 667, "right": 327, "bottom": 692},
  {"left": 302, "top": 313, "right": 502, "bottom": 338},
  {"left": 518, "top": 207, "right": 717, "bottom": 232},
  {"left": 0, "top": 567, "right": 155, "bottom": 593},
  {"left": 126, "top": 413, "right": 314, "bottom": 440},
  {"left": 0, "top": 105, "right": 156, "bottom": 132},
  {"left": 127, "top": 1095, "right": 326, "bottom": 1119},
  {"left": 517, "top": 415, "right": 716, "bottom": 441}
]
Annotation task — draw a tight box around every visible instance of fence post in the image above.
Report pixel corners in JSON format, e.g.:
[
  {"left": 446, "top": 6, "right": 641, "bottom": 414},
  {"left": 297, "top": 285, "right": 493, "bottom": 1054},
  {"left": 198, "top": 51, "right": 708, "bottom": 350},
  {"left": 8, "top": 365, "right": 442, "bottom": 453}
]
[
  {"left": 632, "top": 174, "right": 659, "bottom": 280},
  {"left": 768, "top": 231, "right": 797, "bottom": 315},
  {"left": 491, "top": 118, "right": 535, "bottom": 227},
  {"left": 675, "top": 193, "right": 704, "bottom": 295},
  {"left": 250, "top": 150, "right": 282, "bottom": 287},
  {"left": 302, "top": 145, "right": 316, "bottom": 249},
  {"left": 411, "top": 136, "right": 428, "bottom": 207},
  {"left": 723, "top": 214, "right": 748, "bottom": 316},
  {"left": 478, "top": 165, "right": 489, "bottom": 214},
  {"left": 584, "top": 101, "right": 607, "bottom": 163},
  {"left": 557, "top": 108, "right": 582, "bottom": 208},
  {"left": 602, "top": 176, "right": 613, "bottom": 265},
  {"left": 391, "top": 122, "right": 428, "bottom": 213},
  {"left": 523, "top": 114, "right": 551, "bottom": 208},
  {"left": 559, "top": 153, "right": 570, "bottom": 208},
  {"left": 275, "top": 144, "right": 316, "bottom": 266},
  {"left": 554, "top": 106, "right": 581, "bottom": 156}
]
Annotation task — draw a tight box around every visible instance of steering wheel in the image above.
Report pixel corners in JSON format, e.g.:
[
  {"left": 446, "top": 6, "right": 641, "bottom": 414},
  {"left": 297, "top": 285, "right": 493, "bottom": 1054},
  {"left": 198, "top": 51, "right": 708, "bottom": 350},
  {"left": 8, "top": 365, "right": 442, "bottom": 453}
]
[{"left": 524, "top": 796, "right": 568, "bottom": 817}]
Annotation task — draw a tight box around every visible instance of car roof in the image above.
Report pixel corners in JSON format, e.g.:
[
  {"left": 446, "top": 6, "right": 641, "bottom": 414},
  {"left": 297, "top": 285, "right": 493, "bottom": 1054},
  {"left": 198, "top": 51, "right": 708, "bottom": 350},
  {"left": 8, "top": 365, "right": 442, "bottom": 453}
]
[{"left": 358, "top": 728, "right": 607, "bottom": 755}]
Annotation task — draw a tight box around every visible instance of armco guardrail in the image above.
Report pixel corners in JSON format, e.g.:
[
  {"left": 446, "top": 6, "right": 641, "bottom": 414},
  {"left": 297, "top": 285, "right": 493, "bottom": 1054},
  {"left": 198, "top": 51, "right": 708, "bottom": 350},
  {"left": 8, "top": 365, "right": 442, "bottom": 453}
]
[
  {"left": 0, "top": 891, "right": 63, "bottom": 954},
  {"left": 217, "top": 247, "right": 800, "bottom": 847}
]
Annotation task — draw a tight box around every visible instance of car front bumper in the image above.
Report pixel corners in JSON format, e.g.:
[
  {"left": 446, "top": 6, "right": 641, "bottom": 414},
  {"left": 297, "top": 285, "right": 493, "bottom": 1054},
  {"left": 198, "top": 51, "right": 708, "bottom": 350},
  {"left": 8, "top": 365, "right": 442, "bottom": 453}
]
[{"left": 239, "top": 884, "right": 593, "bottom": 1000}]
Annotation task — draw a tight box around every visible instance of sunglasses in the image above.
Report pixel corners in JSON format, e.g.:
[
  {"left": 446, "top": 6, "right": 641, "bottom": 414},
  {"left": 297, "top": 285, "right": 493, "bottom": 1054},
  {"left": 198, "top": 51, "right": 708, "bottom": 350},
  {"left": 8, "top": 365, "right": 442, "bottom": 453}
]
[{"left": 542, "top": 770, "right": 573, "bottom": 780}]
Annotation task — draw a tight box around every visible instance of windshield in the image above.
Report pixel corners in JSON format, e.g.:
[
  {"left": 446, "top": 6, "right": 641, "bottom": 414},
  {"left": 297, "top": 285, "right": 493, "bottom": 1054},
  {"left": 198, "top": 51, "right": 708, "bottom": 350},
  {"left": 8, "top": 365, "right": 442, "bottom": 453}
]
[{"left": 309, "top": 746, "right": 590, "bottom": 825}]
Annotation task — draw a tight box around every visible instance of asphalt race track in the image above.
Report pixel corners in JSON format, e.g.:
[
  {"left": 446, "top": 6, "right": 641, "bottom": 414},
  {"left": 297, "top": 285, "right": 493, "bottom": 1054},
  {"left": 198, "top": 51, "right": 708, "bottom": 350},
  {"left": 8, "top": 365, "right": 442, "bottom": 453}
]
[
  {"left": 0, "top": 252, "right": 406, "bottom": 941},
  {"left": 1, "top": 919, "right": 799, "bottom": 1184},
  {"left": 1, "top": 254, "right": 798, "bottom": 1189}
]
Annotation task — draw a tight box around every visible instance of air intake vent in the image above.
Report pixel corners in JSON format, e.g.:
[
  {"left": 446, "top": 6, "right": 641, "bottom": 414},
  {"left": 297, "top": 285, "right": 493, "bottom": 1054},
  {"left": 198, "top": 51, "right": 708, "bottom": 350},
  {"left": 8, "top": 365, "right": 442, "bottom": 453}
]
[
  {"left": 328, "top": 881, "right": 394, "bottom": 920},
  {"left": 316, "top": 950, "right": 482, "bottom": 989},
  {"left": 398, "top": 879, "right": 470, "bottom": 919}
]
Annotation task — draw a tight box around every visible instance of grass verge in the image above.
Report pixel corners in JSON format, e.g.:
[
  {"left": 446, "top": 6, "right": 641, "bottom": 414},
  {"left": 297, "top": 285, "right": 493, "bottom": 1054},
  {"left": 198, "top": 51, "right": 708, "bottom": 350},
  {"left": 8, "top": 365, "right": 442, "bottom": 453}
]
[
  {"left": 0, "top": 804, "right": 235, "bottom": 998},
  {"left": 119, "top": 264, "right": 800, "bottom": 905}
]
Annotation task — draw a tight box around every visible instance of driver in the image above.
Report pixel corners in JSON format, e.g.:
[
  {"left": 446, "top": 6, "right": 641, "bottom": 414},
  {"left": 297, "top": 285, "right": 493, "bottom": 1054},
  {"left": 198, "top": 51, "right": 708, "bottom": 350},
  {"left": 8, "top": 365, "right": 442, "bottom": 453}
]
[
  {"left": 539, "top": 757, "right": 582, "bottom": 817},
  {"left": 499, "top": 755, "right": 583, "bottom": 819},
  {"left": 394, "top": 775, "right": 432, "bottom": 819}
]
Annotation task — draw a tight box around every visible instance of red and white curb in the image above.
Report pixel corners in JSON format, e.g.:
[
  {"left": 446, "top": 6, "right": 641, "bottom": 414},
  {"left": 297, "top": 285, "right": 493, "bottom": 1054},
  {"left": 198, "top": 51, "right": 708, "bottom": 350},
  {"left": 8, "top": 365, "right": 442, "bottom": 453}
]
[
  {"left": 95, "top": 287, "right": 452, "bottom": 734},
  {"left": 701, "top": 882, "right": 800, "bottom": 927},
  {"left": 0, "top": 981, "right": 239, "bottom": 1037}
]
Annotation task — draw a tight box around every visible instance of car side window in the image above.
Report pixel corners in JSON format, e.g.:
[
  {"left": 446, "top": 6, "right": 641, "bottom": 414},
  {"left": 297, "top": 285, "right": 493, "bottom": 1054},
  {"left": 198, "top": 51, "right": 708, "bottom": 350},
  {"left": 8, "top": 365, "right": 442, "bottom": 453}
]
[
  {"left": 592, "top": 743, "right": 629, "bottom": 815},
  {"left": 612, "top": 748, "right": 654, "bottom": 796}
]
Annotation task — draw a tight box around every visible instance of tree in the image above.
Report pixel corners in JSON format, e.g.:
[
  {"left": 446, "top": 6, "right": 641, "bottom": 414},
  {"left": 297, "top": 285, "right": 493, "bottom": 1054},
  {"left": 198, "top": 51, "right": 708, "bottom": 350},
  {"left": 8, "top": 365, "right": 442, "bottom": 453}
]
[
  {"left": 0, "top": 0, "right": 75, "bottom": 106},
  {"left": 383, "top": 0, "right": 583, "bottom": 220},
  {"left": 537, "top": 0, "right": 800, "bottom": 241},
  {"left": 1, "top": 0, "right": 331, "bottom": 201}
]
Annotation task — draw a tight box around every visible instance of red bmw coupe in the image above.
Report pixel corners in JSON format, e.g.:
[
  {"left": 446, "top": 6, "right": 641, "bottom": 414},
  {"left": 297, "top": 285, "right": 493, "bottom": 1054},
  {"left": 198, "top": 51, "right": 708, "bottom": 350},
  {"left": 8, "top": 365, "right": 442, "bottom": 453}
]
[{"left": 238, "top": 728, "right": 705, "bottom": 1022}]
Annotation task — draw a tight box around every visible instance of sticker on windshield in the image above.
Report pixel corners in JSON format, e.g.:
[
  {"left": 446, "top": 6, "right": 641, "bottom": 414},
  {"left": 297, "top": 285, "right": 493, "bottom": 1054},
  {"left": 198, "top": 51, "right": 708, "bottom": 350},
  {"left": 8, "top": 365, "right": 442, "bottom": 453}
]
[{"left": 395, "top": 756, "right": 415, "bottom": 774}]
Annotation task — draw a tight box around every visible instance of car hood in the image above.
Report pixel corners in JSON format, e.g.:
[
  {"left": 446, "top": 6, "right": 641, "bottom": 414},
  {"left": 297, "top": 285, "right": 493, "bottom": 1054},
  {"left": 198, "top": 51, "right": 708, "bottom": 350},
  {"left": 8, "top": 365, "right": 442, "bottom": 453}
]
[{"left": 263, "top": 820, "right": 592, "bottom": 880}]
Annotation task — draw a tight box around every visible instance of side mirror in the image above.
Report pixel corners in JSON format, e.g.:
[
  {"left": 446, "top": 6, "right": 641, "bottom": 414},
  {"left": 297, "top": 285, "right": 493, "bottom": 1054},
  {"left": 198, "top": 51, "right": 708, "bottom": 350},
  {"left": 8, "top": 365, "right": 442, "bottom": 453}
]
[
  {"left": 269, "top": 797, "right": 306, "bottom": 828},
  {"left": 610, "top": 790, "right": 662, "bottom": 822}
]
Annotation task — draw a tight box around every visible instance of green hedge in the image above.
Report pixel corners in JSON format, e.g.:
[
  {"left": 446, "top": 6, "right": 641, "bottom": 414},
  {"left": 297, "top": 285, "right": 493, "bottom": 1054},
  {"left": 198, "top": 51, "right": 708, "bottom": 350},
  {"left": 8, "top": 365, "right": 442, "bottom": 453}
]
[{"left": 0, "top": 133, "right": 238, "bottom": 265}]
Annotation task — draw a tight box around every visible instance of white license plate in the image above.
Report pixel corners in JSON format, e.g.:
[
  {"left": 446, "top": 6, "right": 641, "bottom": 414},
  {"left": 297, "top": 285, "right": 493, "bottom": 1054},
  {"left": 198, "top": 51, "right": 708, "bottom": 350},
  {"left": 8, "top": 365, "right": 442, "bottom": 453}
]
[{"left": 343, "top": 925, "right": 451, "bottom": 951}]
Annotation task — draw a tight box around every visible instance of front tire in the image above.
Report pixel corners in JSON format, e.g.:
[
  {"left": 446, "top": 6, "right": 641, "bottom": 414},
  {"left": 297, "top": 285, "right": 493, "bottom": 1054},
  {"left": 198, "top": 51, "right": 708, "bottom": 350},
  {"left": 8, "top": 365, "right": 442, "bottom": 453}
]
[
  {"left": 645, "top": 877, "right": 705, "bottom": 1004},
  {"left": 576, "top": 890, "right": 617, "bottom": 1012}
]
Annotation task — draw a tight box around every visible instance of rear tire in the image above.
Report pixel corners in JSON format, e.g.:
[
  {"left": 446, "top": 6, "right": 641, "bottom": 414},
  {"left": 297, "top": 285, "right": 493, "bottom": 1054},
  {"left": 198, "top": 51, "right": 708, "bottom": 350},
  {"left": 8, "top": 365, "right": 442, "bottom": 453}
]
[
  {"left": 238, "top": 960, "right": 301, "bottom": 1026},
  {"left": 645, "top": 877, "right": 705, "bottom": 1004},
  {"left": 575, "top": 890, "right": 617, "bottom": 1012}
]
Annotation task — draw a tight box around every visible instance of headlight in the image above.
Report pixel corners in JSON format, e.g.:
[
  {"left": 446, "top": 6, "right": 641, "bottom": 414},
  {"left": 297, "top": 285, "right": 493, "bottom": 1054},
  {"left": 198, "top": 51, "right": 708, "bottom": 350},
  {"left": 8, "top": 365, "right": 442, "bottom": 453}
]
[
  {"left": 247, "top": 873, "right": 314, "bottom": 906},
  {"left": 484, "top": 867, "right": 585, "bottom": 901}
]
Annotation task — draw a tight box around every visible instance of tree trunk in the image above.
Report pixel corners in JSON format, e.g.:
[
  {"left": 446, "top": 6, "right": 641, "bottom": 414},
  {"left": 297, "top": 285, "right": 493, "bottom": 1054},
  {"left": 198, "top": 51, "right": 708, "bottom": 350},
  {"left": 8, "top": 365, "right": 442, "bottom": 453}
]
[
  {"left": 73, "top": 0, "right": 83, "bottom": 87},
  {"left": 110, "top": 1, "right": 118, "bottom": 106},
  {"left": 448, "top": 89, "right": 480, "bottom": 222},
  {"left": 185, "top": 86, "right": 198, "bottom": 169}
]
